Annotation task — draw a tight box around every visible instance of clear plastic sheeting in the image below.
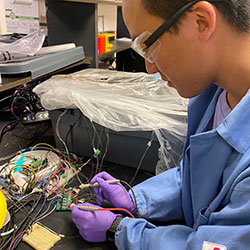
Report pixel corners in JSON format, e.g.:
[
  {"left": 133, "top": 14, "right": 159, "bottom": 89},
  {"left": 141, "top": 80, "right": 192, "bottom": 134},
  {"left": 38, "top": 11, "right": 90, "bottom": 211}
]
[
  {"left": 0, "top": 29, "right": 46, "bottom": 62},
  {"left": 34, "top": 68, "right": 188, "bottom": 172},
  {"left": 34, "top": 69, "right": 187, "bottom": 133}
]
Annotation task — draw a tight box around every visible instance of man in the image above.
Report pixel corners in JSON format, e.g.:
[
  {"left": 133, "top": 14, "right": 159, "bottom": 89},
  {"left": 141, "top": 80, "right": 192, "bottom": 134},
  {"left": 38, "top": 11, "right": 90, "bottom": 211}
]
[{"left": 72, "top": 0, "right": 250, "bottom": 249}]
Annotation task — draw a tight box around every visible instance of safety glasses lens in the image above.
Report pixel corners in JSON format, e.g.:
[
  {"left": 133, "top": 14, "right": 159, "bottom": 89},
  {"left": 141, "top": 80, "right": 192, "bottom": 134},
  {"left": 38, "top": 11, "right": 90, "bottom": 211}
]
[{"left": 131, "top": 31, "right": 161, "bottom": 63}]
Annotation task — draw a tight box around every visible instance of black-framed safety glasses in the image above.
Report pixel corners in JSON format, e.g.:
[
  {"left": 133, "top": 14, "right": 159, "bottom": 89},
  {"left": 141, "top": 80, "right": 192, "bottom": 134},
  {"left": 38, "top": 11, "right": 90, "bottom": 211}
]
[{"left": 131, "top": 0, "right": 223, "bottom": 63}]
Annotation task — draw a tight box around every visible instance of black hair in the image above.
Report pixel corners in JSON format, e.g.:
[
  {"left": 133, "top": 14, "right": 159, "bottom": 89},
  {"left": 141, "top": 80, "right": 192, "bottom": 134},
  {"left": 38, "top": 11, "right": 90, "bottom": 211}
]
[{"left": 141, "top": 0, "right": 250, "bottom": 33}]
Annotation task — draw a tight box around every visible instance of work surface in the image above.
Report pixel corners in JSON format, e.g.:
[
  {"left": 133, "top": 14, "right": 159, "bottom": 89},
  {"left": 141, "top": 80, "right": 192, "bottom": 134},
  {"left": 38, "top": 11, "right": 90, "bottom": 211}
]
[
  {"left": 0, "top": 120, "right": 153, "bottom": 250},
  {"left": 17, "top": 165, "right": 152, "bottom": 250}
]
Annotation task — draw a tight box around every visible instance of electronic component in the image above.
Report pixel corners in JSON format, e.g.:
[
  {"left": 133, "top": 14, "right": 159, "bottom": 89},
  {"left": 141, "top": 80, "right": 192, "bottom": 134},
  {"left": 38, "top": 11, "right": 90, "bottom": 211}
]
[
  {"left": 22, "top": 110, "right": 50, "bottom": 123},
  {"left": 22, "top": 223, "right": 61, "bottom": 250},
  {"left": 56, "top": 188, "right": 74, "bottom": 211}
]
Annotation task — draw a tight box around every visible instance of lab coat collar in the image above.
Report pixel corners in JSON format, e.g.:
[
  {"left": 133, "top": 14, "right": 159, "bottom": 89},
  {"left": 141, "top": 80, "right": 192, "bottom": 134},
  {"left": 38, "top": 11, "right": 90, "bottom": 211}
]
[{"left": 217, "top": 88, "right": 250, "bottom": 153}]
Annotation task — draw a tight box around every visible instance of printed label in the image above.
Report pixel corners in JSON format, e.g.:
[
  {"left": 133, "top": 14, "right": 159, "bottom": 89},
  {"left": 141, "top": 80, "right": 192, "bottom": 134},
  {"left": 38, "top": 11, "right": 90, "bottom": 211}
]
[{"left": 202, "top": 241, "right": 227, "bottom": 250}]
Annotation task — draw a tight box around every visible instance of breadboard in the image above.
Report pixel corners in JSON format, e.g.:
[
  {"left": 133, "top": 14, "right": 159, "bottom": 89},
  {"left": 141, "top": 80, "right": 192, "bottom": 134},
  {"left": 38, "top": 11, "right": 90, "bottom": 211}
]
[{"left": 22, "top": 223, "right": 61, "bottom": 250}]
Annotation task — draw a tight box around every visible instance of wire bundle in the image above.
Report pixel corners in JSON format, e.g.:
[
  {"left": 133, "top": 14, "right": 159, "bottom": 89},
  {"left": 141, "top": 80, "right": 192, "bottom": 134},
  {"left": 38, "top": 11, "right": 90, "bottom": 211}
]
[
  {"left": 0, "top": 191, "right": 47, "bottom": 250},
  {"left": 1, "top": 143, "right": 88, "bottom": 199},
  {"left": 0, "top": 106, "right": 151, "bottom": 249},
  {"left": 0, "top": 143, "right": 98, "bottom": 249},
  {"left": 0, "top": 83, "right": 40, "bottom": 121}
]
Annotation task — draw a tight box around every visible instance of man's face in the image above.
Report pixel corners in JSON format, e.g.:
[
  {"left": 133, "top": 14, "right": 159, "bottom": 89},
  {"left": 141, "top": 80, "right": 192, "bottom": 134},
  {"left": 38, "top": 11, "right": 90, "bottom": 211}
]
[{"left": 122, "top": 0, "right": 215, "bottom": 98}]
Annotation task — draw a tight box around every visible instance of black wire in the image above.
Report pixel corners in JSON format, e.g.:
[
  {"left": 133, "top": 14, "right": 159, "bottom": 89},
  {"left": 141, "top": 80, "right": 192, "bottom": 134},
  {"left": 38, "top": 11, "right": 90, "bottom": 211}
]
[
  {"left": 120, "top": 180, "right": 141, "bottom": 218},
  {"left": 0, "top": 210, "right": 15, "bottom": 249},
  {"left": 65, "top": 115, "right": 80, "bottom": 151},
  {"left": 11, "top": 193, "right": 44, "bottom": 250},
  {"left": 129, "top": 131, "right": 155, "bottom": 186},
  {"left": 0, "top": 192, "right": 45, "bottom": 250},
  {"left": 0, "top": 85, "right": 39, "bottom": 121},
  {"left": 0, "top": 207, "right": 15, "bottom": 249},
  {"left": 0, "top": 95, "right": 13, "bottom": 104},
  {"left": 0, "top": 120, "right": 19, "bottom": 144}
]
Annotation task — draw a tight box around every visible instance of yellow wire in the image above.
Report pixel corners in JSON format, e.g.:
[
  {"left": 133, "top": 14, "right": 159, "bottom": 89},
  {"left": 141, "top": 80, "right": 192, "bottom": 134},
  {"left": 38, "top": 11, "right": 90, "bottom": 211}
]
[
  {"left": 31, "top": 143, "right": 56, "bottom": 152},
  {"left": 0, "top": 150, "right": 22, "bottom": 162},
  {"left": 4, "top": 143, "right": 83, "bottom": 198},
  {"left": 9, "top": 165, "right": 36, "bottom": 192},
  {"left": 63, "top": 160, "right": 73, "bottom": 170},
  {"left": 36, "top": 155, "right": 44, "bottom": 173}
]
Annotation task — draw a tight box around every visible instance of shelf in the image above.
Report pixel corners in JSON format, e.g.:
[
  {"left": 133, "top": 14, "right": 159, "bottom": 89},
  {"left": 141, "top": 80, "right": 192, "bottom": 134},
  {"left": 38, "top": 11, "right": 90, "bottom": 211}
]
[
  {"left": 63, "top": 0, "right": 122, "bottom": 6},
  {"left": 48, "top": 1, "right": 125, "bottom": 68},
  {"left": 0, "top": 57, "right": 91, "bottom": 92},
  {"left": 98, "top": 39, "right": 132, "bottom": 60}
]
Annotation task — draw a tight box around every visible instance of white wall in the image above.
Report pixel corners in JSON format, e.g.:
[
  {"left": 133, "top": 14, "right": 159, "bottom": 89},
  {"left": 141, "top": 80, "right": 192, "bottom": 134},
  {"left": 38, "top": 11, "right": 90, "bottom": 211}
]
[
  {"left": 0, "top": 2, "right": 116, "bottom": 35},
  {"left": 0, "top": 0, "right": 7, "bottom": 34},
  {"left": 98, "top": 4, "right": 117, "bottom": 34}
]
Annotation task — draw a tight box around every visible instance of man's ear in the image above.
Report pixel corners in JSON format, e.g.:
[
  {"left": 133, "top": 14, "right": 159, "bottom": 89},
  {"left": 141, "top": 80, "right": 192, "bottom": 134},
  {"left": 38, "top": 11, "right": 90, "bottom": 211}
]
[{"left": 193, "top": 1, "right": 217, "bottom": 41}]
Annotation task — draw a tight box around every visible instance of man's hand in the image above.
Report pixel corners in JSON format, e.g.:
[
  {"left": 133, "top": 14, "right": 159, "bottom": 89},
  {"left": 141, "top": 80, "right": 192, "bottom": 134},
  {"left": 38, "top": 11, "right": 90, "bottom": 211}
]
[
  {"left": 91, "top": 172, "right": 137, "bottom": 215},
  {"left": 71, "top": 203, "right": 119, "bottom": 242}
]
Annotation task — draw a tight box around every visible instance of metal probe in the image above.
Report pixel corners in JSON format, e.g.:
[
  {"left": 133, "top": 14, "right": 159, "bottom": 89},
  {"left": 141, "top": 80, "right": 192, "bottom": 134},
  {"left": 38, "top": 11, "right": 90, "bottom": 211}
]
[
  {"left": 70, "top": 204, "right": 99, "bottom": 211},
  {"left": 79, "top": 179, "right": 120, "bottom": 189}
]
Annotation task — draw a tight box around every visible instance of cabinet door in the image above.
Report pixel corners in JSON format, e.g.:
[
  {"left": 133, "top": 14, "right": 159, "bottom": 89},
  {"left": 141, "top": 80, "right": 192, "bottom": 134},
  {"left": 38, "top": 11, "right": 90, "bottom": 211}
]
[{"left": 46, "top": 0, "right": 98, "bottom": 67}]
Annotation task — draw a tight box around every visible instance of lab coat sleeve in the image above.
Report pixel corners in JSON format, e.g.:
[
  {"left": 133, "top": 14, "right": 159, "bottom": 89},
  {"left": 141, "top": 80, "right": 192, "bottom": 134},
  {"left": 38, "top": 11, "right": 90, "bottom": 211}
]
[
  {"left": 116, "top": 175, "right": 250, "bottom": 250},
  {"left": 129, "top": 166, "right": 184, "bottom": 221}
]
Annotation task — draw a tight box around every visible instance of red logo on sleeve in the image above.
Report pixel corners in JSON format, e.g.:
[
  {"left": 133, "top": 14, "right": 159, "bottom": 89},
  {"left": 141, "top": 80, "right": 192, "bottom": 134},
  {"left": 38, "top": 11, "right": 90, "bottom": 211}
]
[{"left": 213, "top": 248, "right": 221, "bottom": 250}]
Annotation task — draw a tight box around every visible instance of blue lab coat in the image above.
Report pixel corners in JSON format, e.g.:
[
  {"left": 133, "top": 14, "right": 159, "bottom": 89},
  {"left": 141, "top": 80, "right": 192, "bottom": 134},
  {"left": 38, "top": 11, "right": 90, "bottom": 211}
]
[{"left": 115, "top": 84, "right": 250, "bottom": 250}]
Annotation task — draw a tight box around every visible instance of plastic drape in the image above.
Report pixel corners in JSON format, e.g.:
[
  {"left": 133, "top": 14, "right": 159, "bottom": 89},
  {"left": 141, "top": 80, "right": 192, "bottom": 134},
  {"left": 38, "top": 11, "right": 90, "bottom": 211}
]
[
  {"left": 34, "top": 69, "right": 188, "bottom": 172},
  {"left": 0, "top": 29, "right": 46, "bottom": 62}
]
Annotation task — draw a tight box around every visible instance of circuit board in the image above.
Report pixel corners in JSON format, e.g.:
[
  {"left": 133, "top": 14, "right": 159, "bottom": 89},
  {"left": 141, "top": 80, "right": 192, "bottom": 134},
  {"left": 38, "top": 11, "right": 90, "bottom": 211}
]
[{"left": 55, "top": 188, "right": 74, "bottom": 211}]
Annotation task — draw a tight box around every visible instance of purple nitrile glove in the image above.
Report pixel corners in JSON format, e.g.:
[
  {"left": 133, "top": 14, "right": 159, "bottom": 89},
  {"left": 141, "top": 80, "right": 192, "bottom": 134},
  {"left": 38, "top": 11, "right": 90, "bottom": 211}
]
[
  {"left": 90, "top": 172, "right": 137, "bottom": 215},
  {"left": 71, "top": 203, "right": 120, "bottom": 242}
]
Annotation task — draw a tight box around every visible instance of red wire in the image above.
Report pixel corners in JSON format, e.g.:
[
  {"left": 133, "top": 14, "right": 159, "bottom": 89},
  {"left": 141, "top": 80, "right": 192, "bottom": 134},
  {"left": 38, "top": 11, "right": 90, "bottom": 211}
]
[
  {"left": 8, "top": 230, "right": 27, "bottom": 250},
  {"left": 98, "top": 208, "right": 135, "bottom": 218},
  {"left": 61, "top": 186, "right": 78, "bottom": 204}
]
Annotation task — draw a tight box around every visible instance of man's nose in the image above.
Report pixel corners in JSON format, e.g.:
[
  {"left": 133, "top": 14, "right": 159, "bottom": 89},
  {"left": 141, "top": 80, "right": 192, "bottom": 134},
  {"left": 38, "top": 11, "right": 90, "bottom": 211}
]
[{"left": 145, "top": 60, "right": 158, "bottom": 74}]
